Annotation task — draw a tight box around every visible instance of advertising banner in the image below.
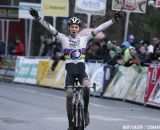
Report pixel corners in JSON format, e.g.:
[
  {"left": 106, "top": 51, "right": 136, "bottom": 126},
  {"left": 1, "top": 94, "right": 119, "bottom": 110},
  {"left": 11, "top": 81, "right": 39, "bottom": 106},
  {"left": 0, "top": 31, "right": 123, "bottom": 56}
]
[
  {"left": 85, "top": 62, "right": 103, "bottom": 78},
  {"left": 103, "top": 66, "right": 126, "bottom": 98},
  {"left": 52, "top": 60, "right": 65, "bottom": 89},
  {"left": 90, "top": 66, "right": 104, "bottom": 96},
  {"left": 0, "top": 6, "right": 19, "bottom": 20},
  {"left": 156, "top": 0, "right": 160, "bottom": 7},
  {"left": 3, "top": 58, "right": 16, "bottom": 81},
  {"left": 148, "top": 78, "right": 160, "bottom": 105},
  {"left": 0, "top": 58, "right": 16, "bottom": 81},
  {"left": 13, "top": 56, "right": 25, "bottom": 83},
  {"left": 75, "top": 0, "right": 107, "bottom": 15},
  {"left": 41, "top": 0, "right": 69, "bottom": 17},
  {"left": 103, "top": 66, "right": 139, "bottom": 99},
  {"left": 14, "top": 57, "right": 37, "bottom": 83},
  {"left": 0, "top": 58, "right": 6, "bottom": 80},
  {"left": 125, "top": 67, "right": 148, "bottom": 103},
  {"left": 101, "top": 65, "right": 116, "bottom": 96},
  {"left": 25, "top": 59, "right": 40, "bottom": 85},
  {"left": 37, "top": 60, "right": 55, "bottom": 87},
  {"left": 14, "top": 56, "right": 25, "bottom": 77},
  {"left": 144, "top": 64, "right": 160, "bottom": 102},
  {"left": 19, "top": 2, "right": 42, "bottom": 19},
  {"left": 112, "top": 0, "right": 147, "bottom": 13}
]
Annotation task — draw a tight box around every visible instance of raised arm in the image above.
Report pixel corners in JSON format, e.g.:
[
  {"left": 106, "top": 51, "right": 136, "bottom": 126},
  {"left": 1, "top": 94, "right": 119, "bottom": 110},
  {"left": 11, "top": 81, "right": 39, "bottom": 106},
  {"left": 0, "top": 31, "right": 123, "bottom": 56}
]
[
  {"left": 92, "top": 10, "right": 124, "bottom": 36},
  {"left": 29, "top": 8, "right": 58, "bottom": 36}
]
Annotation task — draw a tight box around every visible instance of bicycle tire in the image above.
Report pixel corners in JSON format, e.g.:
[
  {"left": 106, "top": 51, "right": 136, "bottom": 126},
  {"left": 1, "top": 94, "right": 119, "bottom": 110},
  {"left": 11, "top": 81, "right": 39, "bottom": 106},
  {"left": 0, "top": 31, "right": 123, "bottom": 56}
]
[
  {"left": 72, "top": 102, "right": 85, "bottom": 130},
  {"left": 72, "top": 103, "right": 76, "bottom": 129},
  {"left": 77, "top": 102, "right": 85, "bottom": 130}
]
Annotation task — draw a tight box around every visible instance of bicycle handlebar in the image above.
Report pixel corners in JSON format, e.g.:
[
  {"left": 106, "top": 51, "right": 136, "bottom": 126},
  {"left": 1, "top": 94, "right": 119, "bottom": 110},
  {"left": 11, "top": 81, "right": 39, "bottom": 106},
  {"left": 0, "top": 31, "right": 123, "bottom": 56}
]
[{"left": 72, "top": 83, "right": 96, "bottom": 91}]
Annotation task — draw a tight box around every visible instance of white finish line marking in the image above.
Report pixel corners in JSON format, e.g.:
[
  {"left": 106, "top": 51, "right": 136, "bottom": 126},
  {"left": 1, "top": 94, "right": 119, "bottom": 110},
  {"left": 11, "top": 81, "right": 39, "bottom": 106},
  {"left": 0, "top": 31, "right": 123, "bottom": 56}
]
[
  {"left": 44, "top": 115, "right": 128, "bottom": 122},
  {"left": 91, "top": 115, "right": 129, "bottom": 122},
  {"left": 15, "top": 87, "right": 143, "bottom": 111},
  {"left": 39, "top": 93, "right": 65, "bottom": 100},
  {"left": 15, "top": 88, "right": 38, "bottom": 93},
  {"left": 45, "top": 117, "right": 67, "bottom": 122},
  {"left": 127, "top": 116, "right": 160, "bottom": 122}
]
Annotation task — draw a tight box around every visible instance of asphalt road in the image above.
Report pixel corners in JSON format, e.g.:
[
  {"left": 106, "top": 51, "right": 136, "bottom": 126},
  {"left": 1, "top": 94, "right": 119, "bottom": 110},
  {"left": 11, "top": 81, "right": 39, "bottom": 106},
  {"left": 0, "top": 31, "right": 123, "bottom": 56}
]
[{"left": 0, "top": 82, "right": 160, "bottom": 130}]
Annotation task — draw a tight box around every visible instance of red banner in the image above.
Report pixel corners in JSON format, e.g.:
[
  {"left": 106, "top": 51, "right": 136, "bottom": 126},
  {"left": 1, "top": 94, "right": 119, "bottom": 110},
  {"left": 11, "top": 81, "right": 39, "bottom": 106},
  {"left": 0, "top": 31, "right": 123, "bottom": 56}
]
[
  {"left": 145, "top": 64, "right": 160, "bottom": 102},
  {"left": 156, "top": 0, "right": 160, "bottom": 7}
]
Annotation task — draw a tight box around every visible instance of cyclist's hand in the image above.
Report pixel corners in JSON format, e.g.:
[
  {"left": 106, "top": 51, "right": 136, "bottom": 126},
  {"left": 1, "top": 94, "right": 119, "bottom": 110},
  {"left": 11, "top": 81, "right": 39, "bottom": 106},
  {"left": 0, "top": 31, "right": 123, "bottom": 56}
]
[
  {"left": 113, "top": 9, "right": 125, "bottom": 22},
  {"left": 29, "top": 8, "right": 41, "bottom": 20}
]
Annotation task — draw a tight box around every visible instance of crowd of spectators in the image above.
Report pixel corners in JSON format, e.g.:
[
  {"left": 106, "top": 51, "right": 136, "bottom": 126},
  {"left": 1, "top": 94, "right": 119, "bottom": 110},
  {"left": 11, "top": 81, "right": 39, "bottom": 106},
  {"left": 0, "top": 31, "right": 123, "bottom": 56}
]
[
  {"left": 38, "top": 34, "right": 160, "bottom": 67},
  {"left": 85, "top": 34, "right": 160, "bottom": 67},
  {"left": 2, "top": 33, "right": 159, "bottom": 68},
  {"left": 0, "top": 31, "right": 159, "bottom": 68}
]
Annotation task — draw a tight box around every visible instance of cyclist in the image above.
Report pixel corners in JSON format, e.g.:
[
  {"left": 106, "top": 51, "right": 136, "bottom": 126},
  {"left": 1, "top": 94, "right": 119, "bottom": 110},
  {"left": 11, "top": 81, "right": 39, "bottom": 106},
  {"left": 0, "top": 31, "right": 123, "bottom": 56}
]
[{"left": 29, "top": 8, "right": 124, "bottom": 130}]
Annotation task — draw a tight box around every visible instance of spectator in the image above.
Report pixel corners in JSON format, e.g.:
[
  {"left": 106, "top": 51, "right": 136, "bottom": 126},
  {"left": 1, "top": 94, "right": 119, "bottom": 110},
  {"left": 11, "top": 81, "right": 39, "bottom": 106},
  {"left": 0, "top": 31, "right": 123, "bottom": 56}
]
[
  {"left": 112, "top": 55, "right": 124, "bottom": 67},
  {"left": 127, "top": 34, "right": 135, "bottom": 44},
  {"left": 112, "top": 39, "right": 118, "bottom": 46},
  {"left": 122, "top": 41, "right": 131, "bottom": 48},
  {"left": 127, "top": 34, "right": 140, "bottom": 52},
  {"left": 8, "top": 36, "right": 17, "bottom": 55},
  {"left": 112, "top": 39, "right": 122, "bottom": 54},
  {"left": 51, "top": 40, "right": 64, "bottom": 71},
  {"left": 85, "top": 41, "right": 100, "bottom": 61},
  {"left": 121, "top": 41, "right": 131, "bottom": 55},
  {"left": 108, "top": 41, "right": 116, "bottom": 58},
  {"left": 137, "top": 46, "right": 151, "bottom": 66},
  {"left": 140, "top": 40, "right": 152, "bottom": 54},
  {"left": 152, "top": 36, "right": 160, "bottom": 62},
  {"left": 108, "top": 40, "right": 124, "bottom": 66},
  {"left": 11, "top": 36, "right": 25, "bottom": 56},
  {"left": 92, "top": 39, "right": 107, "bottom": 61},
  {"left": 52, "top": 41, "right": 64, "bottom": 60},
  {"left": 103, "top": 41, "right": 117, "bottom": 65},
  {"left": 124, "top": 46, "right": 140, "bottom": 67},
  {"left": 39, "top": 37, "right": 54, "bottom": 57}
]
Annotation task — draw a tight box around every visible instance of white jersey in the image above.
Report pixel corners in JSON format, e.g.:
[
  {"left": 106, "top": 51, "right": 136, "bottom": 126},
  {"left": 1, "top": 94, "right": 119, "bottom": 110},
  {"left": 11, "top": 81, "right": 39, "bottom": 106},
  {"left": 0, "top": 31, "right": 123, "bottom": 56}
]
[
  {"left": 38, "top": 18, "right": 114, "bottom": 64},
  {"left": 56, "top": 33, "right": 91, "bottom": 63}
]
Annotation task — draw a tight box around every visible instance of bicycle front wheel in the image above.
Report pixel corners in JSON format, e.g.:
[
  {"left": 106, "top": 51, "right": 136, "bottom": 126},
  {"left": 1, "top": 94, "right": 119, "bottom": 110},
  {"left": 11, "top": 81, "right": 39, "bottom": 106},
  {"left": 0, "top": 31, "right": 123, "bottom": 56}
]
[
  {"left": 73, "top": 102, "right": 85, "bottom": 130},
  {"left": 77, "top": 102, "right": 85, "bottom": 130}
]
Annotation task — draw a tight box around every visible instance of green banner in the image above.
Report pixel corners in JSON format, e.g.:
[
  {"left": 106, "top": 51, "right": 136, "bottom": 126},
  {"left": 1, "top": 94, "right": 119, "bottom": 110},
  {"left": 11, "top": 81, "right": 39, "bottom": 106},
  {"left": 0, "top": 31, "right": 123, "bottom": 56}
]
[{"left": 0, "top": 58, "right": 16, "bottom": 81}]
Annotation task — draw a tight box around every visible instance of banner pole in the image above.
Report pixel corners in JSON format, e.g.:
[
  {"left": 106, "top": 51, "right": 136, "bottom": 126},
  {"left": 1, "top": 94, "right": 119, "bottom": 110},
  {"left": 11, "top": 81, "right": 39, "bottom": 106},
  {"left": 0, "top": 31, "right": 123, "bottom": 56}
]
[
  {"left": 28, "top": 19, "right": 32, "bottom": 57},
  {"left": 124, "top": 11, "right": 131, "bottom": 41},
  {"left": 5, "top": 20, "right": 9, "bottom": 56},
  {"left": 87, "top": 14, "right": 91, "bottom": 28}
]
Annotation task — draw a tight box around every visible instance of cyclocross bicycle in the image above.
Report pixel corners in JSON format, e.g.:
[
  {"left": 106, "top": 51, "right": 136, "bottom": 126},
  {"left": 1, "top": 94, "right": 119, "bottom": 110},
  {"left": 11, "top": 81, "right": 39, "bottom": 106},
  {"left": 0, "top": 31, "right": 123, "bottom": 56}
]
[{"left": 72, "top": 76, "right": 96, "bottom": 130}]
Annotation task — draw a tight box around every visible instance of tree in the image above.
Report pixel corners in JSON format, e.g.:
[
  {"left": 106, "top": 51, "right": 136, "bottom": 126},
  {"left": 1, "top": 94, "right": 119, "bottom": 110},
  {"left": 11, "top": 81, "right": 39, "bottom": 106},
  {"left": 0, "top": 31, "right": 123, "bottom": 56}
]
[{"left": 129, "top": 6, "right": 160, "bottom": 41}]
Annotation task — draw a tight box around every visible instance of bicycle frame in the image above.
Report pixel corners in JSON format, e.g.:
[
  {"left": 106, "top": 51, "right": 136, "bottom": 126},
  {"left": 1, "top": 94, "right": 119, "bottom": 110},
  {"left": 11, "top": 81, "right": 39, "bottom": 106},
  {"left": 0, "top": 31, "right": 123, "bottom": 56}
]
[
  {"left": 73, "top": 85, "right": 83, "bottom": 104},
  {"left": 71, "top": 77, "right": 96, "bottom": 130}
]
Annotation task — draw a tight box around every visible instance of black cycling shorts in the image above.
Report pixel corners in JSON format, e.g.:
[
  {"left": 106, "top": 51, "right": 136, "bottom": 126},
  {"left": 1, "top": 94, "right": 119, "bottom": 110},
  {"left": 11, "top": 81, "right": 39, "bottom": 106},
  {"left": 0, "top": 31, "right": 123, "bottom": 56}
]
[{"left": 65, "top": 62, "right": 89, "bottom": 86}]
